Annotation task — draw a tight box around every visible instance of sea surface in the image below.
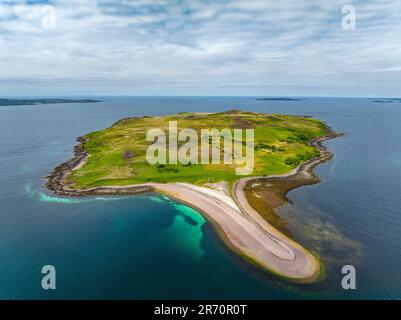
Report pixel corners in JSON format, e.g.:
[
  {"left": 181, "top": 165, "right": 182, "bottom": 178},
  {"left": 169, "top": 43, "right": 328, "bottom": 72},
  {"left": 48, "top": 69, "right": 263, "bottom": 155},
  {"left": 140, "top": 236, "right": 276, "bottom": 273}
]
[{"left": 0, "top": 97, "right": 400, "bottom": 299}]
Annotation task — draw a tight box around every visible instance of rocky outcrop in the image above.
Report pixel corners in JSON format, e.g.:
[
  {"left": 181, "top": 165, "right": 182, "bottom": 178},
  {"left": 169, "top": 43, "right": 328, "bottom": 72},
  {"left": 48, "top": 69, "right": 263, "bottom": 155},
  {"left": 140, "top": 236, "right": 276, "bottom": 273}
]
[{"left": 45, "top": 136, "right": 154, "bottom": 196}]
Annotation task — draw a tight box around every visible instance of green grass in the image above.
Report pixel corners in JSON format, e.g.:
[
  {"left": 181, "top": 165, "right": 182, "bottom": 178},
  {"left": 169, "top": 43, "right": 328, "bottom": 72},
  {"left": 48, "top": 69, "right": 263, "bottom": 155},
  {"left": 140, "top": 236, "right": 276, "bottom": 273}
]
[{"left": 67, "top": 110, "right": 329, "bottom": 189}]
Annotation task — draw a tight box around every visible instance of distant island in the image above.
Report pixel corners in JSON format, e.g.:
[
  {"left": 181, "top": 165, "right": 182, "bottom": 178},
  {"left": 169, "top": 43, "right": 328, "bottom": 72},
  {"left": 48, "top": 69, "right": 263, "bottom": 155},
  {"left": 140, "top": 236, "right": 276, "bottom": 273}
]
[
  {"left": 46, "top": 110, "right": 341, "bottom": 283},
  {"left": 371, "top": 98, "right": 401, "bottom": 103},
  {"left": 256, "top": 97, "right": 303, "bottom": 101},
  {"left": 0, "top": 98, "right": 101, "bottom": 106}
]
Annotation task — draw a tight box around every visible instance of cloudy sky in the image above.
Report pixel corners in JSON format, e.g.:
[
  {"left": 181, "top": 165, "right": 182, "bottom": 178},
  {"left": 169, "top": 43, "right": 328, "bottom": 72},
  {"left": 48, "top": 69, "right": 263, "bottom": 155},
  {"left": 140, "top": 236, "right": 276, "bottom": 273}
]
[{"left": 0, "top": 0, "right": 400, "bottom": 97}]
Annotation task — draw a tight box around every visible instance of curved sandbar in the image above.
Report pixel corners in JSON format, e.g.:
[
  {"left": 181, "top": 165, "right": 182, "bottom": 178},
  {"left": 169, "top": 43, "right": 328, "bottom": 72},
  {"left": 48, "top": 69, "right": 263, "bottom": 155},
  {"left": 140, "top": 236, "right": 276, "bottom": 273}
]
[
  {"left": 231, "top": 131, "right": 342, "bottom": 279},
  {"left": 155, "top": 182, "right": 320, "bottom": 280}
]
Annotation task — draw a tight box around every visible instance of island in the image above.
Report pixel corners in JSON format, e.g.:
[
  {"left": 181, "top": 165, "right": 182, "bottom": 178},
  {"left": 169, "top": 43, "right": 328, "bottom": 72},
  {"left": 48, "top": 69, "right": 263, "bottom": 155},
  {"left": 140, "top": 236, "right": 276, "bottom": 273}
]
[
  {"left": 370, "top": 98, "right": 401, "bottom": 103},
  {"left": 0, "top": 98, "right": 101, "bottom": 106},
  {"left": 256, "top": 97, "right": 303, "bottom": 101},
  {"left": 46, "top": 110, "right": 341, "bottom": 283}
]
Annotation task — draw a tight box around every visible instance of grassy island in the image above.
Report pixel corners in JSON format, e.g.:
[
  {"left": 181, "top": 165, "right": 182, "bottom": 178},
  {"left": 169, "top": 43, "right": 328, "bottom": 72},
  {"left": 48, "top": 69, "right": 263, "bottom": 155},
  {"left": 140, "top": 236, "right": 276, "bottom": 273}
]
[{"left": 67, "top": 110, "right": 328, "bottom": 189}]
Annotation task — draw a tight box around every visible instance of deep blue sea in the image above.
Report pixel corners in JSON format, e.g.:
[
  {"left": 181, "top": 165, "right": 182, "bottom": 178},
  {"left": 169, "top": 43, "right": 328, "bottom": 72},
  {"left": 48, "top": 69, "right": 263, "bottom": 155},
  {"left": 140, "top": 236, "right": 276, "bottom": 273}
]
[{"left": 0, "top": 97, "right": 400, "bottom": 299}]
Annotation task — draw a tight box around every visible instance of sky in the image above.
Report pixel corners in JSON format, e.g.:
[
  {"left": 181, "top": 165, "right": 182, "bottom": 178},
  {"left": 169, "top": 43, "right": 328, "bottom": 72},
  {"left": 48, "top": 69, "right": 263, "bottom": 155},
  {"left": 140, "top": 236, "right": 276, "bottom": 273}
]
[{"left": 0, "top": 0, "right": 400, "bottom": 97}]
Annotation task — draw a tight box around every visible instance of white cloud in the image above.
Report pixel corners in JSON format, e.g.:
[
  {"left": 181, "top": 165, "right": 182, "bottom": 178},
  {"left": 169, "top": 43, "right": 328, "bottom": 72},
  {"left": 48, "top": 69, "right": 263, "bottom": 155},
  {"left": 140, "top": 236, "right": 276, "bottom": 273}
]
[{"left": 0, "top": 0, "right": 400, "bottom": 96}]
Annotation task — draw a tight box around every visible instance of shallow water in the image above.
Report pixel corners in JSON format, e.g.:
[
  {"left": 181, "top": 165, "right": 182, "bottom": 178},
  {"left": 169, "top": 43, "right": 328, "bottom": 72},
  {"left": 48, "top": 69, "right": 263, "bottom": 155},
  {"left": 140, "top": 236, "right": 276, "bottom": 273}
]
[{"left": 0, "top": 96, "right": 400, "bottom": 299}]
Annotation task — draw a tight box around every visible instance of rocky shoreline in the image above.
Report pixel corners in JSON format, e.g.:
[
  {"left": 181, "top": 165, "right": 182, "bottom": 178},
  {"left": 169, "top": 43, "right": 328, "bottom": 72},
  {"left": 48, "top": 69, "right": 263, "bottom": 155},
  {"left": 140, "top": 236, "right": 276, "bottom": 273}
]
[
  {"left": 45, "top": 136, "right": 155, "bottom": 196},
  {"left": 237, "top": 127, "right": 343, "bottom": 237},
  {"left": 45, "top": 136, "right": 88, "bottom": 196},
  {"left": 299, "top": 128, "right": 342, "bottom": 174}
]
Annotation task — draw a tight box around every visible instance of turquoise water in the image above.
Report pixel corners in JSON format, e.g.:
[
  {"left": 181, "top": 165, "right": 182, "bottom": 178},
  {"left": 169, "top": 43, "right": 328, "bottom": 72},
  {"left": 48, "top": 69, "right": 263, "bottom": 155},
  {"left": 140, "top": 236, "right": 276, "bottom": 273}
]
[{"left": 0, "top": 97, "right": 400, "bottom": 299}]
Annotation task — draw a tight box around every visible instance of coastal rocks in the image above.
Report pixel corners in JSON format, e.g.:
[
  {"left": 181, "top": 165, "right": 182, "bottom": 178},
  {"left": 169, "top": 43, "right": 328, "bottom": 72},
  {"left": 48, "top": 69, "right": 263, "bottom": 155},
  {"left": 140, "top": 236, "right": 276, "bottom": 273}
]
[
  {"left": 242, "top": 130, "right": 343, "bottom": 230},
  {"left": 45, "top": 136, "right": 154, "bottom": 197},
  {"left": 45, "top": 136, "right": 88, "bottom": 196}
]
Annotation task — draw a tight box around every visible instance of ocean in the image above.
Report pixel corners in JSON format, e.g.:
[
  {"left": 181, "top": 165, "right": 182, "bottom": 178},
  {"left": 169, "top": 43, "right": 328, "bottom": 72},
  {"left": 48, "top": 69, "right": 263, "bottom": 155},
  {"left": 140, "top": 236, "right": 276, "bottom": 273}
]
[{"left": 0, "top": 96, "right": 400, "bottom": 299}]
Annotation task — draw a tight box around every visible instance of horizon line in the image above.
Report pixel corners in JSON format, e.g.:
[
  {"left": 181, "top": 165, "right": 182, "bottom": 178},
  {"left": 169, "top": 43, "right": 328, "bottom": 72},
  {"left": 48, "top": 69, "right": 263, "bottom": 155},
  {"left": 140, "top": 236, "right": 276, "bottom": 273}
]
[{"left": 1, "top": 95, "right": 400, "bottom": 99}]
